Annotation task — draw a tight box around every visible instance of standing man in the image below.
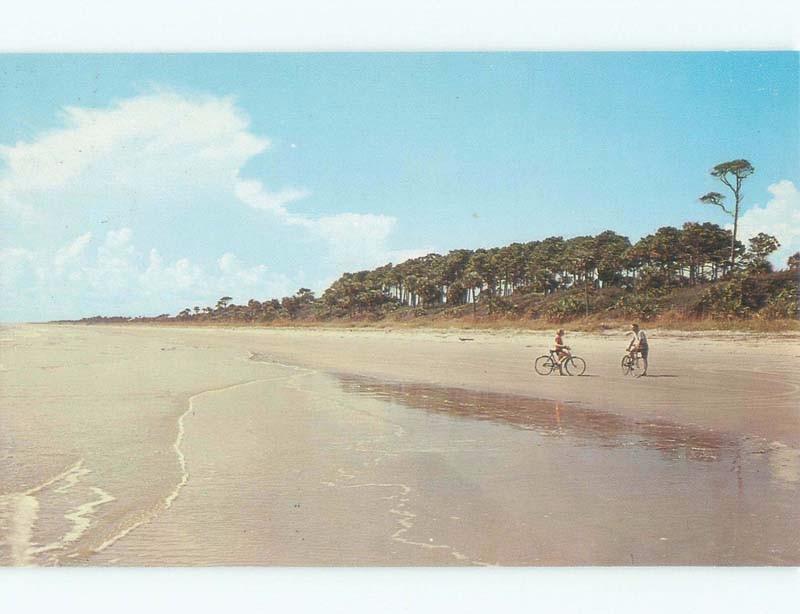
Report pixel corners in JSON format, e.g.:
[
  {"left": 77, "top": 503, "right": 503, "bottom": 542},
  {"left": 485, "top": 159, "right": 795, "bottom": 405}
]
[{"left": 627, "top": 323, "right": 649, "bottom": 377}]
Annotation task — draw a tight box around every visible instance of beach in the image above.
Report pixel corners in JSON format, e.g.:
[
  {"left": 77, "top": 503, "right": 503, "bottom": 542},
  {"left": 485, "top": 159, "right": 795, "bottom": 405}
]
[{"left": 1, "top": 323, "right": 798, "bottom": 565}]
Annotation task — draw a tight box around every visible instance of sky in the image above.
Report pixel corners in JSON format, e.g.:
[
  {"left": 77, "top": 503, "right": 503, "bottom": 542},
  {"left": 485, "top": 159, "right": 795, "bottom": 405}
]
[{"left": 1, "top": 52, "right": 798, "bottom": 322}]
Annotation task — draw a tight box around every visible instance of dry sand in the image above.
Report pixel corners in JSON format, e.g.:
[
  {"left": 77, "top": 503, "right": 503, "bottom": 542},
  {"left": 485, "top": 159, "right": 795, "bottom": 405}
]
[{"left": 1, "top": 324, "right": 798, "bottom": 565}]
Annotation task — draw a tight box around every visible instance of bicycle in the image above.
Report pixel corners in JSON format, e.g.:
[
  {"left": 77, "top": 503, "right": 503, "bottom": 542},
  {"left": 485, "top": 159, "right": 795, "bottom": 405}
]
[
  {"left": 534, "top": 350, "right": 586, "bottom": 376},
  {"left": 621, "top": 351, "right": 643, "bottom": 376}
]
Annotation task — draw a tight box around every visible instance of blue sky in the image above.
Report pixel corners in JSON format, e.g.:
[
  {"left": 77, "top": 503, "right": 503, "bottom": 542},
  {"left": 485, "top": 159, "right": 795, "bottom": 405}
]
[{"left": 1, "top": 52, "right": 798, "bottom": 321}]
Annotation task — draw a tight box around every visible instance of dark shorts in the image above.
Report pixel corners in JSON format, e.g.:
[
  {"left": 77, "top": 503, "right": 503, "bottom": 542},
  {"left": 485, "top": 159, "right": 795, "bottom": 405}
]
[{"left": 639, "top": 346, "right": 649, "bottom": 360}]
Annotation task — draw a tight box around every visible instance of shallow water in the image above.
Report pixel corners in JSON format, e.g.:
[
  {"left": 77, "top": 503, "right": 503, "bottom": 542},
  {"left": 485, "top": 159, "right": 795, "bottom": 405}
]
[{"left": 1, "top": 326, "right": 798, "bottom": 565}]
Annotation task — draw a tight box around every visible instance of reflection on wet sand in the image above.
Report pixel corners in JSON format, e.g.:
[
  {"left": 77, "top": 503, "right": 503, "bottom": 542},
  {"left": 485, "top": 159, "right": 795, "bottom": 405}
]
[
  {"left": 328, "top": 373, "right": 799, "bottom": 564},
  {"left": 335, "top": 374, "right": 799, "bottom": 483}
]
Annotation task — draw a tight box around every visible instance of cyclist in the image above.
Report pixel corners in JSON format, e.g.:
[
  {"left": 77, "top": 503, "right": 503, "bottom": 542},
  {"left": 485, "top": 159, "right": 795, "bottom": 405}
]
[
  {"left": 626, "top": 322, "right": 649, "bottom": 377},
  {"left": 553, "top": 328, "right": 571, "bottom": 375}
]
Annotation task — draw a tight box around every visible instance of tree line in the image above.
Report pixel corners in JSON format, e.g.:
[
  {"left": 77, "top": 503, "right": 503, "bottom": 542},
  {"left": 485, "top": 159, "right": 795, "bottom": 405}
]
[
  {"left": 67, "top": 159, "right": 799, "bottom": 325},
  {"left": 152, "top": 220, "right": 795, "bottom": 325},
  {"left": 317, "top": 223, "right": 789, "bottom": 318}
]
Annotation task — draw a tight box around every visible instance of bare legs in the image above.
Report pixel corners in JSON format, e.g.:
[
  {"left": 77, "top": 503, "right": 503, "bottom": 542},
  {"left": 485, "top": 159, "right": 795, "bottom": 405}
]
[{"left": 556, "top": 351, "right": 570, "bottom": 375}]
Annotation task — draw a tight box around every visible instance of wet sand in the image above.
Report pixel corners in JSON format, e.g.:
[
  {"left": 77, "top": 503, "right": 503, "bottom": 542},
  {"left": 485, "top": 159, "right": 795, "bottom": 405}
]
[{"left": 1, "top": 324, "right": 798, "bottom": 565}]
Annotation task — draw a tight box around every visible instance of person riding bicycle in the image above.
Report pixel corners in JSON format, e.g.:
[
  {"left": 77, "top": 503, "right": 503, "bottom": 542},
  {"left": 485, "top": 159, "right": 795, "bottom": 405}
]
[
  {"left": 553, "top": 328, "right": 571, "bottom": 374},
  {"left": 626, "top": 322, "right": 649, "bottom": 377}
]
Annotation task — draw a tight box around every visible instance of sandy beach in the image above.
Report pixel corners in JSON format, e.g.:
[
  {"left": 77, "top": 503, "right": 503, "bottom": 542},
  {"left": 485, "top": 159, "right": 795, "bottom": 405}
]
[{"left": 1, "top": 323, "right": 798, "bottom": 565}]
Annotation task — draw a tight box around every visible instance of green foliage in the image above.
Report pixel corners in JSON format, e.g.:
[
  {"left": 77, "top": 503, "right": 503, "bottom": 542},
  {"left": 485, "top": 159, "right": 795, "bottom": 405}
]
[
  {"left": 747, "top": 233, "right": 780, "bottom": 261},
  {"left": 699, "top": 191, "right": 732, "bottom": 216},
  {"left": 484, "top": 295, "right": 519, "bottom": 315},
  {"left": 699, "top": 159, "right": 755, "bottom": 268},
  {"left": 445, "top": 280, "right": 467, "bottom": 305},
  {"left": 695, "top": 271, "right": 797, "bottom": 320},
  {"left": 611, "top": 290, "right": 665, "bottom": 320},
  {"left": 594, "top": 230, "right": 631, "bottom": 285},
  {"left": 544, "top": 295, "right": 584, "bottom": 322},
  {"left": 636, "top": 266, "right": 669, "bottom": 291},
  {"left": 697, "top": 276, "right": 753, "bottom": 319},
  {"left": 215, "top": 296, "right": 233, "bottom": 310},
  {"left": 758, "top": 285, "right": 799, "bottom": 320},
  {"left": 744, "top": 232, "right": 780, "bottom": 273},
  {"left": 711, "top": 159, "right": 755, "bottom": 180}
]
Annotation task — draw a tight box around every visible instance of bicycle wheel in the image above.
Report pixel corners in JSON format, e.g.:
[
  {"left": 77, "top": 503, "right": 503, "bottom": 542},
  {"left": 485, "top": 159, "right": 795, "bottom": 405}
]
[
  {"left": 534, "top": 355, "right": 555, "bottom": 375},
  {"left": 565, "top": 356, "right": 586, "bottom": 376},
  {"left": 621, "top": 354, "right": 634, "bottom": 375}
]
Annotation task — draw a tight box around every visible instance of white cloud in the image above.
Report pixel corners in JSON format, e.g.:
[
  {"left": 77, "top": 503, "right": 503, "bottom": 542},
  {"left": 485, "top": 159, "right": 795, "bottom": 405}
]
[
  {"left": 736, "top": 180, "right": 800, "bottom": 267},
  {"left": 141, "top": 248, "right": 205, "bottom": 295},
  {"left": 1, "top": 229, "right": 297, "bottom": 320},
  {"left": 382, "top": 246, "right": 437, "bottom": 265},
  {"left": 234, "top": 179, "right": 310, "bottom": 216},
  {"left": 235, "top": 178, "right": 407, "bottom": 272},
  {"left": 103, "top": 227, "right": 133, "bottom": 249},
  {"left": 53, "top": 232, "right": 92, "bottom": 269},
  {"left": 216, "top": 252, "right": 269, "bottom": 285},
  {"left": 311, "top": 212, "right": 397, "bottom": 271},
  {"left": 137, "top": 245, "right": 293, "bottom": 311},
  {"left": 2, "top": 89, "right": 412, "bottom": 267},
  {"left": 0, "top": 246, "right": 35, "bottom": 287},
  {"left": 0, "top": 91, "right": 271, "bottom": 224},
  {"left": 87, "top": 227, "right": 138, "bottom": 292},
  {"left": 0, "top": 89, "right": 425, "bottom": 319}
]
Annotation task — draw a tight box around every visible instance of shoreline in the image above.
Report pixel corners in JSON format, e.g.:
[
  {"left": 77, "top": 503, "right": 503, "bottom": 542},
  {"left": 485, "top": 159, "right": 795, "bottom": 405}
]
[{"left": 32, "top": 321, "right": 799, "bottom": 447}]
